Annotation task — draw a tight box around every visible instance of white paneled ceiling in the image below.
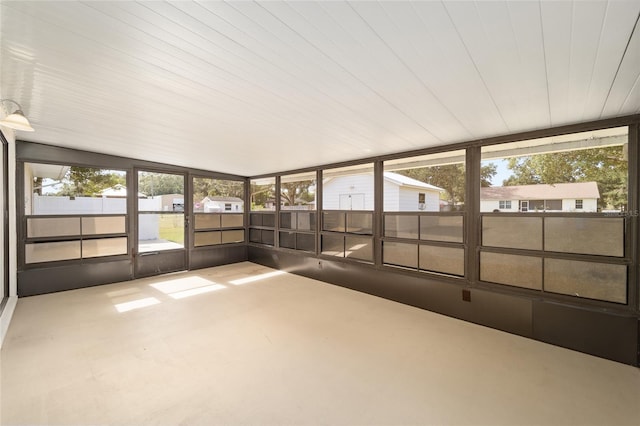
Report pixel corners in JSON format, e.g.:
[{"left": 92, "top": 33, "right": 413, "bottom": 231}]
[{"left": 1, "top": 1, "right": 639, "bottom": 176}]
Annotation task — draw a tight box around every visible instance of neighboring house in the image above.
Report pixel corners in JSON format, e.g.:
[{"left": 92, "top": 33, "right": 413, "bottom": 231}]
[
  {"left": 480, "top": 182, "right": 600, "bottom": 212},
  {"left": 158, "top": 193, "right": 184, "bottom": 212},
  {"left": 100, "top": 184, "right": 147, "bottom": 198},
  {"left": 201, "top": 196, "right": 244, "bottom": 213},
  {"left": 323, "top": 171, "right": 443, "bottom": 211}
]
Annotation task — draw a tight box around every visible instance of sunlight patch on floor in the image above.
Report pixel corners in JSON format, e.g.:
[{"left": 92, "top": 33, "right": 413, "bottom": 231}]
[
  {"left": 114, "top": 297, "right": 161, "bottom": 313},
  {"left": 150, "top": 276, "right": 216, "bottom": 294},
  {"left": 150, "top": 275, "right": 226, "bottom": 300},
  {"left": 170, "top": 284, "right": 226, "bottom": 299},
  {"left": 228, "top": 270, "right": 286, "bottom": 285}
]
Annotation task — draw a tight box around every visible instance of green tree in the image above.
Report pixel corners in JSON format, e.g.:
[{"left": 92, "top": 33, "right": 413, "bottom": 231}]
[
  {"left": 56, "top": 167, "right": 125, "bottom": 196},
  {"left": 502, "top": 146, "right": 627, "bottom": 210},
  {"left": 398, "top": 163, "right": 496, "bottom": 207},
  {"left": 193, "top": 178, "right": 244, "bottom": 202},
  {"left": 250, "top": 183, "right": 274, "bottom": 210},
  {"left": 480, "top": 163, "right": 498, "bottom": 188},
  {"left": 280, "top": 180, "right": 315, "bottom": 207},
  {"left": 138, "top": 173, "right": 184, "bottom": 196}
]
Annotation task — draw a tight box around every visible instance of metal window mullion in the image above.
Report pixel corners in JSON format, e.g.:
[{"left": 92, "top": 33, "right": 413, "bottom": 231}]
[
  {"left": 628, "top": 123, "right": 639, "bottom": 311},
  {"left": 275, "top": 176, "right": 280, "bottom": 249},
  {"left": 466, "top": 147, "right": 481, "bottom": 284},
  {"left": 374, "top": 160, "right": 383, "bottom": 266}
]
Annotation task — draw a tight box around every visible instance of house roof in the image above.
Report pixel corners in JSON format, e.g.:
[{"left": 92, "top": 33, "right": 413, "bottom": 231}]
[
  {"left": 481, "top": 182, "right": 600, "bottom": 201},
  {"left": 100, "top": 184, "right": 146, "bottom": 198},
  {"left": 383, "top": 172, "right": 444, "bottom": 192},
  {"left": 203, "top": 196, "right": 243, "bottom": 203}
]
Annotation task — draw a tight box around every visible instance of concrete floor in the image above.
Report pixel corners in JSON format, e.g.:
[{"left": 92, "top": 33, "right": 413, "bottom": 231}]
[{"left": 1, "top": 262, "right": 639, "bottom": 425}]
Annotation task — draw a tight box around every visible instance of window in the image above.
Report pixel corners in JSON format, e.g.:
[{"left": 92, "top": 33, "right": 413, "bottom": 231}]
[
  {"left": 192, "top": 178, "right": 245, "bottom": 248},
  {"left": 499, "top": 200, "right": 511, "bottom": 209},
  {"left": 279, "top": 172, "right": 317, "bottom": 252},
  {"left": 249, "top": 177, "right": 275, "bottom": 246},
  {"left": 281, "top": 171, "right": 316, "bottom": 211},
  {"left": 382, "top": 151, "right": 466, "bottom": 276},
  {"left": 24, "top": 163, "right": 128, "bottom": 263},
  {"left": 323, "top": 164, "right": 374, "bottom": 211},
  {"left": 250, "top": 177, "right": 275, "bottom": 211},
  {"left": 481, "top": 126, "right": 628, "bottom": 213},
  {"left": 193, "top": 177, "right": 244, "bottom": 213},
  {"left": 25, "top": 163, "right": 127, "bottom": 215},
  {"left": 384, "top": 150, "right": 465, "bottom": 212},
  {"left": 479, "top": 126, "right": 629, "bottom": 303},
  {"left": 321, "top": 164, "right": 373, "bottom": 261}
]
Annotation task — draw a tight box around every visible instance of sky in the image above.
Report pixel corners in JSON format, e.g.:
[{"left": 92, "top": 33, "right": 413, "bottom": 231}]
[{"left": 483, "top": 159, "right": 513, "bottom": 187}]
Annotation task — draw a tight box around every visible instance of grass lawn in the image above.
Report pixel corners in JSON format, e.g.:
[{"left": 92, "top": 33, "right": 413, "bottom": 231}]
[{"left": 159, "top": 214, "right": 184, "bottom": 244}]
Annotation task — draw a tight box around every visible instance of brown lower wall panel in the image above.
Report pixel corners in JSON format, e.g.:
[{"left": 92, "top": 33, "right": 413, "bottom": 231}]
[
  {"left": 18, "top": 259, "right": 132, "bottom": 296},
  {"left": 249, "top": 246, "right": 639, "bottom": 366},
  {"left": 532, "top": 301, "right": 639, "bottom": 366},
  {"left": 189, "top": 245, "right": 248, "bottom": 270}
]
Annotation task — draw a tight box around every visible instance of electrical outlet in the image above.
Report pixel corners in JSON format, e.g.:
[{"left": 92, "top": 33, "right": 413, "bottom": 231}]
[{"left": 462, "top": 289, "right": 471, "bottom": 302}]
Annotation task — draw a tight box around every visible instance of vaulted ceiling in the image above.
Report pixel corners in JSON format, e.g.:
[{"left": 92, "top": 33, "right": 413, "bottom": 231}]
[{"left": 1, "top": 1, "right": 639, "bottom": 176}]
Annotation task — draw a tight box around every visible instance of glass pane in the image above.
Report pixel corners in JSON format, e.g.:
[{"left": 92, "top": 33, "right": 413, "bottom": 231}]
[
  {"left": 296, "top": 233, "right": 315, "bottom": 252},
  {"left": 544, "top": 217, "right": 624, "bottom": 257},
  {"left": 280, "top": 212, "right": 293, "bottom": 229},
  {"left": 345, "top": 235, "right": 373, "bottom": 262},
  {"left": 323, "top": 164, "right": 374, "bottom": 210},
  {"left": 25, "top": 163, "right": 127, "bottom": 215},
  {"left": 480, "top": 252, "right": 542, "bottom": 290},
  {"left": 321, "top": 234, "right": 344, "bottom": 257},
  {"left": 221, "top": 214, "right": 243, "bottom": 228},
  {"left": 249, "top": 228, "right": 261, "bottom": 243},
  {"left": 481, "top": 126, "right": 628, "bottom": 213},
  {"left": 419, "top": 245, "right": 464, "bottom": 276},
  {"left": 194, "top": 214, "right": 220, "bottom": 230},
  {"left": 250, "top": 213, "right": 263, "bottom": 227},
  {"left": 250, "top": 177, "right": 276, "bottom": 211},
  {"left": 346, "top": 212, "right": 373, "bottom": 235},
  {"left": 384, "top": 215, "right": 419, "bottom": 239},
  {"left": 221, "top": 229, "right": 244, "bottom": 244},
  {"left": 194, "top": 231, "right": 221, "bottom": 247},
  {"left": 138, "top": 171, "right": 184, "bottom": 212},
  {"left": 82, "top": 216, "right": 126, "bottom": 235},
  {"left": 544, "top": 259, "right": 626, "bottom": 304},
  {"left": 261, "top": 230, "right": 275, "bottom": 246},
  {"left": 82, "top": 237, "right": 127, "bottom": 258},
  {"left": 27, "top": 217, "right": 80, "bottom": 238},
  {"left": 138, "top": 213, "right": 184, "bottom": 252},
  {"left": 192, "top": 177, "right": 244, "bottom": 213},
  {"left": 25, "top": 241, "right": 81, "bottom": 263},
  {"left": 323, "top": 211, "right": 345, "bottom": 232},
  {"left": 281, "top": 171, "right": 316, "bottom": 211},
  {"left": 420, "top": 216, "right": 463, "bottom": 243},
  {"left": 297, "top": 212, "right": 316, "bottom": 231},
  {"left": 482, "top": 216, "right": 542, "bottom": 250},
  {"left": 383, "top": 242, "right": 418, "bottom": 268},
  {"left": 279, "top": 231, "right": 296, "bottom": 249},
  {"left": 262, "top": 213, "right": 276, "bottom": 228},
  {"left": 384, "top": 150, "right": 466, "bottom": 211}
]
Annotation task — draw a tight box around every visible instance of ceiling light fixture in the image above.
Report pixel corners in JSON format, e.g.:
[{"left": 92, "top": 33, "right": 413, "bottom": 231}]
[{"left": 0, "top": 99, "right": 34, "bottom": 132}]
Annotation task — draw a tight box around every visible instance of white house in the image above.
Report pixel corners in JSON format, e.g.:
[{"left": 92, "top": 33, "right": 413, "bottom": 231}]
[
  {"left": 323, "top": 171, "right": 443, "bottom": 211},
  {"left": 480, "top": 182, "right": 600, "bottom": 212},
  {"left": 201, "top": 196, "right": 244, "bottom": 213},
  {"left": 100, "top": 184, "right": 146, "bottom": 199}
]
